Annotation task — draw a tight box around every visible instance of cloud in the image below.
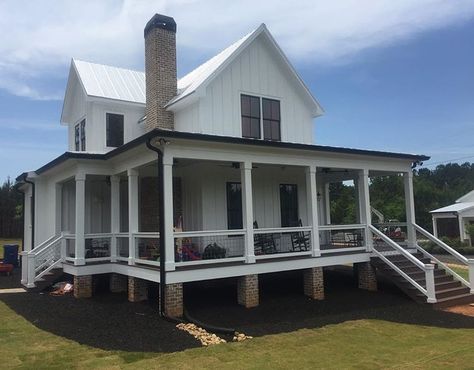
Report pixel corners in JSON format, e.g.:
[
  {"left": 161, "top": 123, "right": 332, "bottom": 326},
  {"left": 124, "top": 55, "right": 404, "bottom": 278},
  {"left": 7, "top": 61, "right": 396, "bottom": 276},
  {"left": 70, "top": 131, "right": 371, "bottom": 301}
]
[{"left": 0, "top": 0, "right": 473, "bottom": 100}]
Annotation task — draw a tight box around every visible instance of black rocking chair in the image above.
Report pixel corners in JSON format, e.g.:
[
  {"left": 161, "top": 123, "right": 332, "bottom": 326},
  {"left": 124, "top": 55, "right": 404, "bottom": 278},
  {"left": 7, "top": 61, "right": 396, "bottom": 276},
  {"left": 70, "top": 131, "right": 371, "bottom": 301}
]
[
  {"left": 253, "top": 221, "right": 277, "bottom": 255},
  {"left": 290, "top": 219, "right": 311, "bottom": 252}
]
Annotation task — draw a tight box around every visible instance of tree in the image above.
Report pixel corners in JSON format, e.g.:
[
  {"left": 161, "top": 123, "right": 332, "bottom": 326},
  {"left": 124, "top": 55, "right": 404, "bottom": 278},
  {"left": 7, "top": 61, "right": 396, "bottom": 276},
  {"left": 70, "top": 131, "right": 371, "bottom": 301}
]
[{"left": 0, "top": 178, "right": 23, "bottom": 238}]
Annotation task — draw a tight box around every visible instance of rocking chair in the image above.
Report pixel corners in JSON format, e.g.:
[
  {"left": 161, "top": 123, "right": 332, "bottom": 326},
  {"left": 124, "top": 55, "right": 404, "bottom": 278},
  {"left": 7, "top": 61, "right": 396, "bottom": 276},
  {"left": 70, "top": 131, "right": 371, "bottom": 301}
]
[
  {"left": 290, "top": 219, "right": 311, "bottom": 252},
  {"left": 253, "top": 221, "right": 277, "bottom": 255}
]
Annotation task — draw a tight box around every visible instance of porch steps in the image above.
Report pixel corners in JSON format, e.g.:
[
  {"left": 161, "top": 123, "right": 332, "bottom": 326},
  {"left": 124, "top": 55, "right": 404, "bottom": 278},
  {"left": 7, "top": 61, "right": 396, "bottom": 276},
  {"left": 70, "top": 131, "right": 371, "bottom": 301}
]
[
  {"left": 371, "top": 253, "right": 474, "bottom": 309},
  {"left": 28, "top": 268, "right": 64, "bottom": 292}
]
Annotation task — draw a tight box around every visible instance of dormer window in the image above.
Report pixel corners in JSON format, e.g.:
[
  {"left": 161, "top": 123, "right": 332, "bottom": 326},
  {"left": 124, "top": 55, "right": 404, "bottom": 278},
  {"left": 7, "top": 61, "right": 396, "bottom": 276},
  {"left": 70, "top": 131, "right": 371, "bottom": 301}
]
[
  {"left": 241, "top": 94, "right": 280, "bottom": 141},
  {"left": 106, "top": 113, "right": 124, "bottom": 147},
  {"left": 75, "top": 119, "right": 86, "bottom": 151}
]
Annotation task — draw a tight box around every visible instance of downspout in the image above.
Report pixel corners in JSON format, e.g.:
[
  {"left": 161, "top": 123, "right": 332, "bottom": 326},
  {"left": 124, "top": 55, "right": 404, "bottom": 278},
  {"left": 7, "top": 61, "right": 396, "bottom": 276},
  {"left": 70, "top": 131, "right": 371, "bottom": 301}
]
[
  {"left": 23, "top": 177, "right": 35, "bottom": 250},
  {"left": 145, "top": 138, "right": 176, "bottom": 321},
  {"left": 145, "top": 138, "right": 236, "bottom": 335},
  {"left": 14, "top": 185, "right": 25, "bottom": 254}
]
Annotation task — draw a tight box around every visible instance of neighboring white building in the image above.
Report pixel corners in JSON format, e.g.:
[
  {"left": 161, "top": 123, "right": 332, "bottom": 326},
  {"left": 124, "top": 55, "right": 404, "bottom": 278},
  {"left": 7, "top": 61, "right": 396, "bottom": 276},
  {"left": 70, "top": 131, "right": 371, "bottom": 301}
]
[
  {"left": 17, "top": 14, "right": 474, "bottom": 315},
  {"left": 431, "top": 190, "right": 474, "bottom": 245}
]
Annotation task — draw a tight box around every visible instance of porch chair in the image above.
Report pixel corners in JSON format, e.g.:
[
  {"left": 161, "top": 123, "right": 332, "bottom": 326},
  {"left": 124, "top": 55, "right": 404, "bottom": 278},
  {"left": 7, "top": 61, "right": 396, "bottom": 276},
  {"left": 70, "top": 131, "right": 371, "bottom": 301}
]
[
  {"left": 290, "top": 219, "right": 311, "bottom": 252},
  {"left": 253, "top": 221, "right": 277, "bottom": 255}
]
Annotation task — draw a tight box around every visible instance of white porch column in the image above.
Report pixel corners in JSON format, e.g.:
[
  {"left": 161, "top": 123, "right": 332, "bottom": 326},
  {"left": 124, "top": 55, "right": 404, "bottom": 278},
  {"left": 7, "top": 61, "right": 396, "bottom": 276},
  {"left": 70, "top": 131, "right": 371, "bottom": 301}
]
[
  {"left": 241, "top": 161, "right": 255, "bottom": 263},
  {"left": 306, "top": 166, "right": 320, "bottom": 257},
  {"left": 358, "top": 169, "right": 373, "bottom": 251},
  {"left": 403, "top": 171, "right": 416, "bottom": 248},
  {"left": 55, "top": 183, "right": 62, "bottom": 235},
  {"left": 110, "top": 176, "right": 120, "bottom": 263},
  {"left": 128, "top": 169, "right": 139, "bottom": 265},
  {"left": 432, "top": 216, "right": 438, "bottom": 238},
  {"left": 74, "top": 173, "right": 86, "bottom": 265},
  {"left": 163, "top": 154, "right": 176, "bottom": 271},
  {"left": 458, "top": 216, "right": 465, "bottom": 242}
]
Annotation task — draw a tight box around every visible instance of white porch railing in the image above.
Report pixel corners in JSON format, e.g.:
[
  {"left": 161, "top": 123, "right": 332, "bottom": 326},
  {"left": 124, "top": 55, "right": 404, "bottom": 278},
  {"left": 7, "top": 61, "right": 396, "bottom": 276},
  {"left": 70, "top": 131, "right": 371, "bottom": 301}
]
[
  {"left": 319, "top": 224, "right": 367, "bottom": 254},
  {"left": 253, "top": 226, "right": 312, "bottom": 259},
  {"left": 133, "top": 232, "right": 160, "bottom": 267},
  {"left": 369, "top": 225, "right": 437, "bottom": 303},
  {"left": 414, "top": 223, "right": 474, "bottom": 293},
  {"left": 174, "top": 229, "right": 246, "bottom": 266},
  {"left": 23, "top": 234, "right": 64, "bottom": 288}
]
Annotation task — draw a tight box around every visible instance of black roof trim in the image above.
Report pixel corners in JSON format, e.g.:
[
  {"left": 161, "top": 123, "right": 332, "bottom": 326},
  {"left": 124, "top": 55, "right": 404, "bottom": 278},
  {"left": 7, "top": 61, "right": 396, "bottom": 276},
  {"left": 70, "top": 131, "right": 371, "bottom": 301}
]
[{"left": 24, "top": 129, "right": 429, "bottom": 178}]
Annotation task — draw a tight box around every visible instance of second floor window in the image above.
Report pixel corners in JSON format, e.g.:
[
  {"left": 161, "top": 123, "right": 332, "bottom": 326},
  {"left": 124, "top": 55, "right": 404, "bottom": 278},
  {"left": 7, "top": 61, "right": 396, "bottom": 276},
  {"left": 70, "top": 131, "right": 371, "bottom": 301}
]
[
  {"left": 262, "top": 98, "right": 281, "bottom": 141},
  {"left": 241, "top": 94, "right": 280, "bottom": 141},
  {"left": 106, "top": 113, "right": 124, "bottom": 147},
  {"left": 74, "top": 119, "right": 86, "bottom": 151}
]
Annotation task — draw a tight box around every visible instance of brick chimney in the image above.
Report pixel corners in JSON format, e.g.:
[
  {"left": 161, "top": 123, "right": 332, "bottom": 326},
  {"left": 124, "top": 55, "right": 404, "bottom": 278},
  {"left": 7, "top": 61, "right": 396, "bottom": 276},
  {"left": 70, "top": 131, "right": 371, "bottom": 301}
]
[{"left": 144, "top": 14, "right": 177, "bottom": 131}]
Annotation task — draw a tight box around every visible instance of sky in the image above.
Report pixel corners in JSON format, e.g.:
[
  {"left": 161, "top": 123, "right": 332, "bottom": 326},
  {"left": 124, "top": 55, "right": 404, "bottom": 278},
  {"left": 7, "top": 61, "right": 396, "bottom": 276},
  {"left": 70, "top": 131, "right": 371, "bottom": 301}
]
[{"left": 0, "top": 0, "right": 473, "bottom": 182}]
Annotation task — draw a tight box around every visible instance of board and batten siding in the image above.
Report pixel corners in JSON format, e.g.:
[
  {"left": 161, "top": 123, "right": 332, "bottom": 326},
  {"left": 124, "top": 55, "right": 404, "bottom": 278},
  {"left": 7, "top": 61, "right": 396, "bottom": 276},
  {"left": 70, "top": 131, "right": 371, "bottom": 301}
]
[
  {"left": 176, "top": 163, "right": 309, "bottom": 232},
  {"left": 174, "top": 36, "right": 315, "bottom": 144}
]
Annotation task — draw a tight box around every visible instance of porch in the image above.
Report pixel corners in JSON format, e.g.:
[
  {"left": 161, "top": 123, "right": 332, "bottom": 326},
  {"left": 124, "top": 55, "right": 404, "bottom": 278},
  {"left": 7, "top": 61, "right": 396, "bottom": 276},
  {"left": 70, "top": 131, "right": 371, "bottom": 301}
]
[{"left": 24, "top": 150, "right": 418, "bottom": 283}]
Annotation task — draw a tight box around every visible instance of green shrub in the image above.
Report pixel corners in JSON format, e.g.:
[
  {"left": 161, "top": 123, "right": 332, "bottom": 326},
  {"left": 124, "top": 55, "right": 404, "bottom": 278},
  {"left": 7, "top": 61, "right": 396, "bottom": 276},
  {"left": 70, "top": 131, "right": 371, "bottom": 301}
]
[{"left": 419, "top": 237, "right": 474, "bottom": 255}]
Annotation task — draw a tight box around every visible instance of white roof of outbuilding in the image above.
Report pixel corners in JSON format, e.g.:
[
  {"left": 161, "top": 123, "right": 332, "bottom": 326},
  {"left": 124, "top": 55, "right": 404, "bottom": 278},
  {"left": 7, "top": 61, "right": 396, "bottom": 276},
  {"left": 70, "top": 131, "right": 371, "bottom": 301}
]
[
  {"left": 430, "top": 202, "right": 474, "bottom": 214},
  {"left": 73, "top": 59, "right": 146, "bottom": 104}
]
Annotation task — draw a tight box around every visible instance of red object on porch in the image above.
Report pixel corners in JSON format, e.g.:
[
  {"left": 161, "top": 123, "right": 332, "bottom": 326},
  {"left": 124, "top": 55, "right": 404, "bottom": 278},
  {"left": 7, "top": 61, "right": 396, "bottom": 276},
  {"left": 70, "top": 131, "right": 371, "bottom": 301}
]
[{"left": 0, "top": 263, "right": 14, "bottom": 276}]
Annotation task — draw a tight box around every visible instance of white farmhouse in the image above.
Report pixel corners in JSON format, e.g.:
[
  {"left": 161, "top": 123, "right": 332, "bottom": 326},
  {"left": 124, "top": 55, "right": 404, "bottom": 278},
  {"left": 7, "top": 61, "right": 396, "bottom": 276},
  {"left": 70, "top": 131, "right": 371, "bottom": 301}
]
[{"left": 17, "top": 14, "right": 474, "bottom": 315}]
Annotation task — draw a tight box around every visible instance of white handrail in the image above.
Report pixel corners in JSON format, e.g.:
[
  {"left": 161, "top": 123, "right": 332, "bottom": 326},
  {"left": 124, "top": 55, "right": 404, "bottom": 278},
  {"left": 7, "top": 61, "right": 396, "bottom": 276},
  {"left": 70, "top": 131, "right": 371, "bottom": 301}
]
[
  {"left": 33, "top": 234, "right": 57, "bottom": 251},
  {"left": 29, "top": 235, "right": 62, "bottom": 256},
  {"left": 319, "top": 224, "right": 365, "bottom": 231},
  {"left": 254, "top": 226, "right": 312, "bottom": 234},
  {"left": 369, "top": 225, "right": 426, "bottom": 269},
  {"left": 174, "top": 229, "right": 246, "bottom": 237},
  {"left": 370, "top": 224, "right": 437, "bottom": 303},
  {"left": 414, "top": 223, "right": 469, "bottom": 265},
  {"left": 415, "top": 244, "right": 470, "bottom": 287},
  {"left": 372, "top": 247, "right": 427, "bottom": 296}
]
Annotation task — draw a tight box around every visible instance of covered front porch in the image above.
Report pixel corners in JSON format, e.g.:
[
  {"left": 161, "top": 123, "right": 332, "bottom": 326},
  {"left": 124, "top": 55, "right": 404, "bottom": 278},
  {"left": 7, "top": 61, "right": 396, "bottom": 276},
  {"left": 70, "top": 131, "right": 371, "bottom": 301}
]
[{"left": 25, "top": 141, "right": 418, "bottom": 278}]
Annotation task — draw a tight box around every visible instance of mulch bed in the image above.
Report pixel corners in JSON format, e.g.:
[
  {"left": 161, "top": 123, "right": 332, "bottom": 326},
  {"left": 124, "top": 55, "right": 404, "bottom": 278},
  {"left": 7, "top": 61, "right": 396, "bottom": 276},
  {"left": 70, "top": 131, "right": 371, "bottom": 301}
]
[{"left": 1, "top": 265, "right": 474, "bottom": 353}]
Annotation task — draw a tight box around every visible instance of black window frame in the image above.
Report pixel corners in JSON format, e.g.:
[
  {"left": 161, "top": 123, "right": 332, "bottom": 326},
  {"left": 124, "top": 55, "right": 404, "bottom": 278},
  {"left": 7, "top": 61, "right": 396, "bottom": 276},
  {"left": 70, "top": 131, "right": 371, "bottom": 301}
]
[
  {"left": 80, "top": 119, "right": 86, "bottom": 151},
  {"left": 240, "top": 94, "right": 261, "bottom": 139},
  {"left": 106, "top": 113, "right": 124, "bottom": 148},
  {"left": 280, "top": 184, "right": 298, "bottom": 227},
  {"left": 262, "top": 98, "right": 281, "bottom": 141},
  {"left": 74, "top": 124, "right": 80, "bottom": 151},
  {"left": 226, "top": 182, "right": 243, "bottom": 230}
]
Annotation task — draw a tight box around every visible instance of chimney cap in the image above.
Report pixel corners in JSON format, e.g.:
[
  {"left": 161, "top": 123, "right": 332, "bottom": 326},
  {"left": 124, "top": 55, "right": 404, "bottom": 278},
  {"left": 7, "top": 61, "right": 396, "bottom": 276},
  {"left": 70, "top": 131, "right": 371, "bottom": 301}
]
[{"left": 144, "top": 14, "right": 177, "bottom": 36}]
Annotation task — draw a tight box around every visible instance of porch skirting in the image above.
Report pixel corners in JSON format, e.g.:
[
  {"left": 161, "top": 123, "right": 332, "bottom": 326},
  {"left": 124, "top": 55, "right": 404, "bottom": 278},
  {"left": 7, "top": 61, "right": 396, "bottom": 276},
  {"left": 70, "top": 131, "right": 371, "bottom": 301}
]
[{"left": 110, "top": 273, "right": 128, "bottom": 293}]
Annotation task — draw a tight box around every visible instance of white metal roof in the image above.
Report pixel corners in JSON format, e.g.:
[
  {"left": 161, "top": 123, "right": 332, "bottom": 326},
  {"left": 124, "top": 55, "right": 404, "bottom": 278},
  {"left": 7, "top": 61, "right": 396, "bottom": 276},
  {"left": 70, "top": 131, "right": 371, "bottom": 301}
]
[
  {"left": 71, "top": 24, "right": 323, "bottom": 116},
  {"left": 430, "top": 202, "right": 474, "bottom": 214},
  {"left": 73, "top": 59, "right": 146, "bottom": 104},
  {"left": 456, "top": 190, "right": 474, "bottom": 203}
]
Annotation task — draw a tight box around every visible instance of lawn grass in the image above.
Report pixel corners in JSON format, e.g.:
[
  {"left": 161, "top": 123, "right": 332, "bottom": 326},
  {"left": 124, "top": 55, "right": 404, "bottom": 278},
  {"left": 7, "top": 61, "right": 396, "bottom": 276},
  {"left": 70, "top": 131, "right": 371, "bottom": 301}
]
[
  {"left": 448, "top": 264, "right": 469, "bottom": 281},
  {"left": 0, "top": 300, "right": 473, "bottom": 369},
  {"left": 0, "top": 238, "right": 21, "bottom": 259}
]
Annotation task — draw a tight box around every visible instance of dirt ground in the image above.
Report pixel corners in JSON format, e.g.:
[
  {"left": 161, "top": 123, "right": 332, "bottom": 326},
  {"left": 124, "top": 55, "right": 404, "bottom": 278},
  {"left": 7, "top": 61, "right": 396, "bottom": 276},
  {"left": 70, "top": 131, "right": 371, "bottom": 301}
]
[{"left": 1, "top": 265, "right": 474, "bottom": 352}]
